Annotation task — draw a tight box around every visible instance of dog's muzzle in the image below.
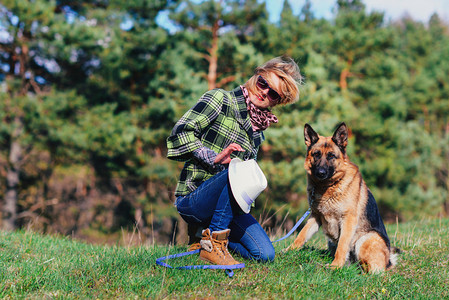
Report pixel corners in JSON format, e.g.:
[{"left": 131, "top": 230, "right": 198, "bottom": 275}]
[{"left": 313, "top": 166, "right": 334, "bottom": 180}]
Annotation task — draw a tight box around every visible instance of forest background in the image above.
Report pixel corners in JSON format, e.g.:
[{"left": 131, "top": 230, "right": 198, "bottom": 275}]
[{"left": 1, "top": 0, "right": 448, "bottom": 246}]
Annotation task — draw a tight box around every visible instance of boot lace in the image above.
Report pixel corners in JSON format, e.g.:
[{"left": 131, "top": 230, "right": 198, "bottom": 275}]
[{"left": 214, "top": 238, "right": 230, "bottom": 257}]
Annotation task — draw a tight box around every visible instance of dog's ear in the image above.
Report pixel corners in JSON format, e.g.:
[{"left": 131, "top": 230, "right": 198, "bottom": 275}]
[
  {"left": 304, "top": 123, "right": 319, "bottom": 147},
  {"left": 332, "top": 122, "right": 348, "bottom": 150}
]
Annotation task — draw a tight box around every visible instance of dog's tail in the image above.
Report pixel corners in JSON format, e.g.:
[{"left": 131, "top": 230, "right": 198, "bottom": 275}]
[{"left": 387, "top": 246, "right": 402, "bottom": 269}]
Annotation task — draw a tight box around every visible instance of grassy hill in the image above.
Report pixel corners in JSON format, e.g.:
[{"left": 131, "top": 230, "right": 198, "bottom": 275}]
[{"left": 0, "top": 218, "right": 448, "bottom": 299}]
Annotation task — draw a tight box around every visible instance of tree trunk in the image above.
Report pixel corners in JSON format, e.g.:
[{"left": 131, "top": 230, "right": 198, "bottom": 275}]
[
  {"left": 339, "top": 59, "right": 353, "bottom": 91},
  {"left": 445, "top": 123, "right": 449, "bottom": 216},
  {"left": 207, "top": 19, "right": 220, "bottom": 90},
  {"left": 4, "top": 116, "right": 24, "bottom": 230},
  {"left": 176, "top": 214, "right": 188, "bottom": 245},
  {"left": 339, "top": 67, "right": 350, "bottom": 90}
]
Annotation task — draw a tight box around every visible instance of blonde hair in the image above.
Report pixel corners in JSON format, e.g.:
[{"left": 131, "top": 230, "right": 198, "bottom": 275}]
[{"left": 245, "top": 56, "right": 303, "bottom": 105}]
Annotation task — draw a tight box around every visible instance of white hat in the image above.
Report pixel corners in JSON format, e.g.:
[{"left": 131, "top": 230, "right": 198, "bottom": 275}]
[{"left": 228, "top": 158, "right": 267, "bottom": 214}]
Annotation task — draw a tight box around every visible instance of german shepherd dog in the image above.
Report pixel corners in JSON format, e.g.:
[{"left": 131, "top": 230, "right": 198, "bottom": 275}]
[{"left": 287, "top": 123, "right": 399, "bottom": 273}]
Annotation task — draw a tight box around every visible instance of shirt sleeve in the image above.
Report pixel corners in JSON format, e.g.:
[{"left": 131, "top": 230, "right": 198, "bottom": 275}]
[
  {"left": 192, "top": 147, "right": 226, "bottom": 173},
  {"left": 166, "top": 90, "right": 223, "bottom": 161}
]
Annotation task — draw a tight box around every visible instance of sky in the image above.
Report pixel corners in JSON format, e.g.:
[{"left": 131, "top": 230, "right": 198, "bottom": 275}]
[
  {"left": 266, "top": 0, "right": 449, "bottom": 23},
  {"left": 155, "top": 0, "right": 449, "bottom": 34}
]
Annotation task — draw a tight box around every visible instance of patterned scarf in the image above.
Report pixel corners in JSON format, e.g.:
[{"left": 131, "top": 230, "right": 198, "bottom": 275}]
[{"left": 241, "top": 86, "right": 278, "bottom": 131}]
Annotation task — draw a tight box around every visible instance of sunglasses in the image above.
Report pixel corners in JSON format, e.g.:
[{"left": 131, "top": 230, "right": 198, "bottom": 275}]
[{"left": 256, "top": 75, "right": 282, "bottom": 103}]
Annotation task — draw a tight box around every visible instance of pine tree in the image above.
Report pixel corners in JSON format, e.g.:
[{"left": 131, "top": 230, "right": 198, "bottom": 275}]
[{"left": 168, "top": 0, "right": 267, "bottom": 90}]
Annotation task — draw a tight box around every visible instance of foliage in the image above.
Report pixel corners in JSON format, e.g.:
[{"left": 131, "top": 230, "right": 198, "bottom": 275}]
[{"left": 0, "top": 0, "right": 448, "bottom": 243}]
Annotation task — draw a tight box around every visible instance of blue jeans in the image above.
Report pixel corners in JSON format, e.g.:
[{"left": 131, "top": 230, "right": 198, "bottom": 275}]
[{"left": 175, "top": 169, "right": 275, "bottom": 262}]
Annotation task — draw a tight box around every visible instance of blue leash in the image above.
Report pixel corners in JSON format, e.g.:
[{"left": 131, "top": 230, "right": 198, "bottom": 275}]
[
  {"left": 155, "top": 209, "right": 311, "bottom": 277},
  {"left": 272, "top": 208, "right": 311, "bottom": 243},
  {"left": 156, "top": 249, "right": 246, "bottom": 277}
]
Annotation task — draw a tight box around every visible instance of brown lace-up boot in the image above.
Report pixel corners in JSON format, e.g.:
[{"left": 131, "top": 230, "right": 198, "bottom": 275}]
[{"left": 199, "top": 228, "right": 240, "bottom": 265}]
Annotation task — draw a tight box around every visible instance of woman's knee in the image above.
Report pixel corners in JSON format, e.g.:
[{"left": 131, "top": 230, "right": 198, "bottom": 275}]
[
  {"left": 254, "top": 243, "right": 275, "bottom": 263},
  {"left": 262, "top": 244, "right": 276, "bottom": 262}
]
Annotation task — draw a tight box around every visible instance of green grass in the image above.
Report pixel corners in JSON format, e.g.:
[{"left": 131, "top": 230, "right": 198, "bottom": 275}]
[{"left": 1, "top": 218, "right": 448, "bottom": 299}]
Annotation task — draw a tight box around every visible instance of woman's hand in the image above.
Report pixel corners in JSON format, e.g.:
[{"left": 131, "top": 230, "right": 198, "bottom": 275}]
[{"left": 214, "top": 143, "right": 244, "bottom": 165}]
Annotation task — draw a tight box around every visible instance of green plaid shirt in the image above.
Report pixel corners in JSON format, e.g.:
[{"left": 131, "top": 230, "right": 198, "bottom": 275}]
[{"left": 167, "top": 87, "right": 265, "bottom": 196}]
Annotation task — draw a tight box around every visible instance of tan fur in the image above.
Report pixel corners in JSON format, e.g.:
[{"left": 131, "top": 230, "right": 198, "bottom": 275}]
[
  {"left": 357, "top": 233, "right": 390, "bottom": 273},
  {"left": 287, "top": 123, "right": 398, "bottom": 273}
]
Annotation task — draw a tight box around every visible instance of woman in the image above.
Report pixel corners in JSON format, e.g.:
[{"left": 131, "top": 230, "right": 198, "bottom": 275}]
[{"left": 167, "top": 56, "right": 303, "bottom": 265}]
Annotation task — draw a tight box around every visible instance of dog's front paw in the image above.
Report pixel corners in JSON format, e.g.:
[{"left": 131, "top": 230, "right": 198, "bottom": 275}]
[
  {"left": 283, "top": 245, "right": 292, "bottom": 253},
  {"left": 286, "top": 240, "right": 305, "bottom": 251},
  {"left": 282, "top": 245, "right": 295, "bottom": 253},
  {"left": 284, "top": 243, "right": 300, "bottom": 252},
  {"left": 329, "top": 259, "right": 344, "bottom": 269}
]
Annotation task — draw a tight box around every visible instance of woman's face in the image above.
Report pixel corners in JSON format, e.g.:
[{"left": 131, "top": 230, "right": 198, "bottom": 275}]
[{"left": 248, "top": 72, "right": 282, "bottom": 109}]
